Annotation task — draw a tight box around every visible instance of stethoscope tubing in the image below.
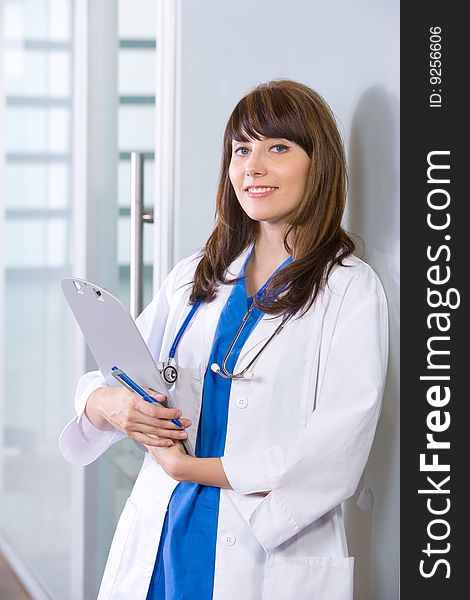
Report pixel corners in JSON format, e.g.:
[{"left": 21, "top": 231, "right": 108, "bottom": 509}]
[
  {"left": 162, "top": 297, "right": 288, "bottom": 382},
  {"left": 161, "top": 251, "right": 292, "bottom": 383},
  {"left": 168, "top": 300, "right": 201, "bottom": 360},
  {"left": 217, "top": 311, "right": 288, "bottom": 379}
]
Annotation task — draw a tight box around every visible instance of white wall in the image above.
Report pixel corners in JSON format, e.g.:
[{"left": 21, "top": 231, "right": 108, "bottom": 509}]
[{"left": 172, "top": 1, "right": 399, "bottom": 599}]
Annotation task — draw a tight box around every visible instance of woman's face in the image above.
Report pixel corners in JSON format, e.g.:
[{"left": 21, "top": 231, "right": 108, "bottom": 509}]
[{"left": 229, "top": 136, "right": 311, "bottom": 226}]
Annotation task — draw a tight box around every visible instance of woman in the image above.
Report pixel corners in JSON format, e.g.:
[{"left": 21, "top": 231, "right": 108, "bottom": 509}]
[{"left": 60, "top": 79, "right": 388, "bottom": 600}]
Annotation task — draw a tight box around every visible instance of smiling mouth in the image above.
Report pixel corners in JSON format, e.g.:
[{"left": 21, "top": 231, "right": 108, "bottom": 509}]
[{"left": 245, "top": 186, "right": 278, "bottom": 194}]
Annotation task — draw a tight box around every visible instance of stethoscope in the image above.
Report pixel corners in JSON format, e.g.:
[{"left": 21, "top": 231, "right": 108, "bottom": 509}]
[
  {"left": 158, "top": 300, "right": 202, "bottom": 384},
  {"left": 157, "top": 298, "right": 289, "bottom": 383},
  {"left": 210, "top": 302, "right": 289, "bottom": 379}
]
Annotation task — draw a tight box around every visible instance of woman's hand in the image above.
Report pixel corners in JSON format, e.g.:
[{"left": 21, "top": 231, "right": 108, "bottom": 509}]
[
  {"left": 85, "top": 386, "right": 191, "bottom": 447},
  {"left": 145, "top": 440, "right": 191, "bottom": 480}
]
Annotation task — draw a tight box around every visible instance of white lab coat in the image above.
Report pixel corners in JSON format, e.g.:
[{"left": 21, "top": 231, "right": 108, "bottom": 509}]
[{"left": 59, "top": 244, "right": 389, "bottom": 600}]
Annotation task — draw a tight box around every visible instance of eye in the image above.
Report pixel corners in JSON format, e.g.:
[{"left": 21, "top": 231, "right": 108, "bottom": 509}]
[
  {"left": 271, "top": 144, "right": 289, "bottom": 153},
  {"left": 233, "top": 146, "right": 250, "bottom": 156}
]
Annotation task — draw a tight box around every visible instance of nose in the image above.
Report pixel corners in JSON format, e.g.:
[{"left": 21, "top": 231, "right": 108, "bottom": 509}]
[
  {"left": 245, "top": 166, "right": 266, "bottom": 177},
  {"left": 244, "top": 151, "right": 267, "bottom": 177}
]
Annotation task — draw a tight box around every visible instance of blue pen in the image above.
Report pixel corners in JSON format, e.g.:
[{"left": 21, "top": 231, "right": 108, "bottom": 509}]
[{"left": 111, "top": 366, "right": 184, "bottom": 428}]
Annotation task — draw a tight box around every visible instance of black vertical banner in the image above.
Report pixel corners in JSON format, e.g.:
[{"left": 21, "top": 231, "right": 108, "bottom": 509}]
[{"left": 401, "top": 4, "right": 466, "bottom": 598}]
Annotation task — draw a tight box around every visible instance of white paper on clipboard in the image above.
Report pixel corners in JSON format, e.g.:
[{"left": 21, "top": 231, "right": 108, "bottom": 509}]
[{"left": 61, "top": 277, "right": 195, "bottom": 457}]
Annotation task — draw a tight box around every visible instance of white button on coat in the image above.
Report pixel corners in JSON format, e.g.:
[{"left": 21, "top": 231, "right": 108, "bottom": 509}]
[
  {"left": 235, "top": 397, "right": 248, "bottom": 409},
  {"left": 223, "top": 533, "right": 236, "bottom": 546},
  {"left": 58, "top": 245, "right": 389, "bottom": 600}
]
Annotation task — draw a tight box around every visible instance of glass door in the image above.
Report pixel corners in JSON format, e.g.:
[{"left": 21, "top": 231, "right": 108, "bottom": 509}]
[
  {"left": 1, "top": 0, "right": 157, "bottom": 598},
  {"left": 117, "top": 0, "right": 156, "bottom": 308},
  {"left": 1, "top": 0, "right": 77, "bottom": 597},
  {"left": 80, "top": 0, "right": 158, "bottom": 596}
]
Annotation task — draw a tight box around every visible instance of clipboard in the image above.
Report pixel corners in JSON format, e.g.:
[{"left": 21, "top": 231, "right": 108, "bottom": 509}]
[{"left": 61, "top": 277, "right": 195, "bottom": 457}]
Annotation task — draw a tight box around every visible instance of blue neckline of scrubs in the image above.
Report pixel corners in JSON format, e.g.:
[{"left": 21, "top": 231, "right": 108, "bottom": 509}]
[{"left": 147, "top": 245, "right": 293, "bottom": 599}]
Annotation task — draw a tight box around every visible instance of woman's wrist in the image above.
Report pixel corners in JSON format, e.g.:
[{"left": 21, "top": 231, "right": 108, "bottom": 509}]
[
  {"left": 85, "top": 388, "right": 114, "bottom": 431},
  {"left": 172, "top": 454, "right": 232, "bottom": 489},
  {"left": 167, "top": 452, "right": 194, "bottom": 481}
]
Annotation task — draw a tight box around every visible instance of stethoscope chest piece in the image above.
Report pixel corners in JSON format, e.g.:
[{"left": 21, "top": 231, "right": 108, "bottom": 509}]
[{"left": 163, "top": 364, "right": 178, "bottom": 384}]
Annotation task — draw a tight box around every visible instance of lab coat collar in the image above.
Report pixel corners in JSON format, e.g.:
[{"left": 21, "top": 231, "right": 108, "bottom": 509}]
[{"left": 226, "top": 242, "right": 255, "bottom": 279}]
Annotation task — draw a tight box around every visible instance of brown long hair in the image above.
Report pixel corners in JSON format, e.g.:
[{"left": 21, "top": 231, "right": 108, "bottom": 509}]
[{"left": 188, "top": 79, "right": 354, "bottom": 320}]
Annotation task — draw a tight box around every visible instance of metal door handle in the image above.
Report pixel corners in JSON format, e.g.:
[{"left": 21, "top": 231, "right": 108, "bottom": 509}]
[{"left": 130, "top": 152, "right": 154, "bottom": 319}]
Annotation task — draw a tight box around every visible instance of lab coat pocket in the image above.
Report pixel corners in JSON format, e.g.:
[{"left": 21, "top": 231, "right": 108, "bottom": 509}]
[
  {"left": 100, "top": 498, "right": 137, "bottom": 593},
  {"left": 262, "top": 553, "right": 354, "bottom": 600}
]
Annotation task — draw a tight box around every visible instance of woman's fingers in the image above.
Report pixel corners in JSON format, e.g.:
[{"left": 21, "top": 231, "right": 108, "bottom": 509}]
[
  {"left": 143, "top": 387, "right": 167, "bottom": 404},
  {"left": 135, "top": 400, "right": 192, "bottom": 429},
  {"left": 125, "top": 420, "right": 188, "bottom": 439},
  {"left": 137, "top": 397, "right": 183, "bottom": 422},
  {"left": 99, "top": 388, "right": 192, "bottom": 440},
  {"left": 130, "top": 399, "right": 192, "bottom": 428},
  {"left": 132, "top": 432, "right": 174, "bottom": 447},
  {"left": 148, "top": 417, "right": 192, "bottom": 430},
  {"left": 130, "top": 417, "right": 192, "bottom": 436},
  {"left": 115, "top": 404, "right": 191, "bottom": 437}
]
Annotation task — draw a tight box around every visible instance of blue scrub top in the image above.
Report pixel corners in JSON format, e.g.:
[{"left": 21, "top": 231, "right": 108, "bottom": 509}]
[{"left": 147, "top": 246, "right": 292, "bottom": 599}]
